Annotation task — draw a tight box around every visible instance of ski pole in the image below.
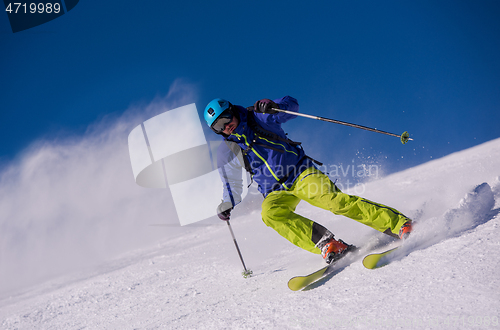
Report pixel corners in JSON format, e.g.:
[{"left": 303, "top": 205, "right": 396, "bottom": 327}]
[
  {"left": 226, "top": 221, "right": 253, "bottom": 278},
  {"left": 272, "top": 108, "right": 413, "bottom": 144}
]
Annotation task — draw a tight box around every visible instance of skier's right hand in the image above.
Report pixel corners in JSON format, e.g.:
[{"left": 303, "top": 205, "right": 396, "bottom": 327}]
[
  {"left": 217, "top": 202, "right": 233, "bottom": 221},
  {"left": 253, "top": 99, "right": 278, "bottom": 114}
]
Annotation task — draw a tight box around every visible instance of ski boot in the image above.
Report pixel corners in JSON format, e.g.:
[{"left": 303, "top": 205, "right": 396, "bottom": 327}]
[
  {"left": 399, "top": 220, "right": 413, "bottom": 240},
  {"left": 316, "top": 235, "right": 357, "bottom": 264}
]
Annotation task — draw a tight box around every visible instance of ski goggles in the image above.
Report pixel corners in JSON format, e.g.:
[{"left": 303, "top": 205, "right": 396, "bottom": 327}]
[{"left": 210, "top": 109, "right": 234, "bottom": 133}]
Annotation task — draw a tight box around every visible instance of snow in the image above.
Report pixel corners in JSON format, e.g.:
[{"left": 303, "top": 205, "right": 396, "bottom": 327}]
[{"left": 2, "top": 138, "right": 500, "bottom": 330}]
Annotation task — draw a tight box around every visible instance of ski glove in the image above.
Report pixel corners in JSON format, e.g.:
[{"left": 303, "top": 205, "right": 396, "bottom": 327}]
[
  {"left": 253, "top": 99, "right": 279, "bottom": 114},
  {"left": 217, "top": 201, "right": 233, "bottom": 221}
]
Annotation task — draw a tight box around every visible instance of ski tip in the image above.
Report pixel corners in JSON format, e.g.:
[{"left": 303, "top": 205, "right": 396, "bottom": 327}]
[
  {"left": 363, "top": 247, "right": 400, "bottom": 269},
  {"left": 287, "top": 265, "right": 331, "bottom": 291},
  {"left": 362, "top": 255, "right": 379, "bottom": 269},
  {"left": 287, "top": 281, "right": 302, "bottom": 291},
  {"left": 288, "top": 276, "right": 309, "bottom": 291}
]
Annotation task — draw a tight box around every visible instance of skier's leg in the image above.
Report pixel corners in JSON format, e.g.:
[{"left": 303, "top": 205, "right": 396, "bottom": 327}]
[
  {"left": 292, "top": 167, "right": 410, "bottom": 238},
  {"left": 261, "top": 191, "right": 330, "bottom": 254}
]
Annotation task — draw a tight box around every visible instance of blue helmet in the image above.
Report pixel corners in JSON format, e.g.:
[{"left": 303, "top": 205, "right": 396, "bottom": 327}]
[{"left": 204, "top": 98, "right": 231, "bottom": 127}]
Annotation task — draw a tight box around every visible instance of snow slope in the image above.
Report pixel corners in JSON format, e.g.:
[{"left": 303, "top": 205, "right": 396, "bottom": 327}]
[{"left": 1, "top": 138, "right": 500, "bottom": 330}]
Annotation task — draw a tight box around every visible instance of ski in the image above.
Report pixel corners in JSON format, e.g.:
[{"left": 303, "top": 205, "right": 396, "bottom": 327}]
[
  {"left": 362, "top": 246, "right": 400, "bottom": 269},
  {"left": 288, "top": 264, "right": 332, "bottom": 291}
]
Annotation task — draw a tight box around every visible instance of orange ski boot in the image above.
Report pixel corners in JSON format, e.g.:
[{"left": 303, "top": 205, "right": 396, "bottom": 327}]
[{"left": 318, "top": 236, "right": 356, "bottom": 264}]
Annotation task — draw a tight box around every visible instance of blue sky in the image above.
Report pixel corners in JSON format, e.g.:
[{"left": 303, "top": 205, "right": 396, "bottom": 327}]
[{"left": 1, "top": 0, "right": 499, "bottom": 176}]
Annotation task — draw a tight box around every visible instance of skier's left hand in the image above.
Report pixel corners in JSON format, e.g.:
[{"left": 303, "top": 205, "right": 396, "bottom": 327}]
[
  {"left": 217, "top": 202, "right": 233, "bottom": 221},
  {"left": 253, "top": 99, "right": 279, "bottom": 114}
]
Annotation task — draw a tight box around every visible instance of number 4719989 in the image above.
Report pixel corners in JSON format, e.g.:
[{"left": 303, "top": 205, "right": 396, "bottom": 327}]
[{"left": 5, "top": 3, "right": 62, "bottom": 14}]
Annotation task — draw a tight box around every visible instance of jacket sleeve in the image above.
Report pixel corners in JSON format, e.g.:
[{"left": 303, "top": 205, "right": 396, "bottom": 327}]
[
  {"left": 271, "top": 95, "right": 299, "bottom": 124},
  {"left": 217, "top": 141, "right": 244, "bottom": 207}
]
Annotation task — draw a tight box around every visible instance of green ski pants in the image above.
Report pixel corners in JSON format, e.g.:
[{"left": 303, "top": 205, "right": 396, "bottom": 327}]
[{"left": 261, "top": 167, "right": 410, "bottom": 254}]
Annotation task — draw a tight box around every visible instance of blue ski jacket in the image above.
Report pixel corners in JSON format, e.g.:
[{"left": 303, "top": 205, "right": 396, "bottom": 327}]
[{"left": 217, "top": 96, "right": 315, "bottom": 206}]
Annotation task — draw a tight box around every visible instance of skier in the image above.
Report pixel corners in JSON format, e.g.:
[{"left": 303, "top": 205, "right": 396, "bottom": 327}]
[{"left": 204, "top": 96, "right": 412, "bottom": 264}]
